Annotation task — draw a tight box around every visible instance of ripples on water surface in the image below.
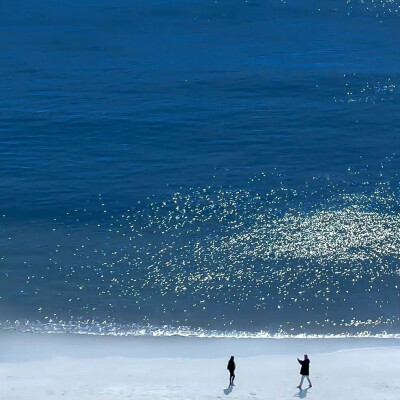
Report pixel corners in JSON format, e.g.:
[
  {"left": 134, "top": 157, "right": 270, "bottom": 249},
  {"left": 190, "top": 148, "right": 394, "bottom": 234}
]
[{"left": 0, "top": 0, "right": 399, "bottom": 337}]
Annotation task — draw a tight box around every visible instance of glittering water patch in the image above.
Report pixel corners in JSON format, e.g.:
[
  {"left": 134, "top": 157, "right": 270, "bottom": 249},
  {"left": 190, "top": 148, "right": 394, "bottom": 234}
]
[
  {"left": 1, "top": 164, "right": 399, "bottom": 335},
  {"left": 335, "top": 74, "right": 400, "bottom": 104},
  {"left": 277, "top": 0, "right": 400, "bottom": 18},
  {"left": 345, "top": 0, "right": 400, "bottom": 17}
]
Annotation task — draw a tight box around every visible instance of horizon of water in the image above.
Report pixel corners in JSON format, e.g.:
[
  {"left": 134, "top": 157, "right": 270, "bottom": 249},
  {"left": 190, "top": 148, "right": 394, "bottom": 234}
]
[{"left": 0, "top": 0, "right": 399, "bottom": 338}]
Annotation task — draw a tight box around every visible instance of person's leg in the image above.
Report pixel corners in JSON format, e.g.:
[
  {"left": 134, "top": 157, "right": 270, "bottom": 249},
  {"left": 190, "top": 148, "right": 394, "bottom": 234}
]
[
  {"left": 297, "top": 375, "right": 305, "bottom": 389},
  {"left": 232, "top": 372, "right": 235, "bottom": 385},
  {"left": 306, "top": 376, "right": 312, "bottom": 388}
]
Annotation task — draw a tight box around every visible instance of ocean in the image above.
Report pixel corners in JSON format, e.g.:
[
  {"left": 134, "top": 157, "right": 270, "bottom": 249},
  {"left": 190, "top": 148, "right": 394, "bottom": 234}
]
[{"left": 0, "top": 0, "right": 399, "bottom": 338}]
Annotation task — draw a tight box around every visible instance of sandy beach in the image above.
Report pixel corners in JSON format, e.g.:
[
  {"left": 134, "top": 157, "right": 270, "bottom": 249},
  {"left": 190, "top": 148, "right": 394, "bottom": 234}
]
[{"left": 0, "top": 333, "right": 399, "bottom": 400}]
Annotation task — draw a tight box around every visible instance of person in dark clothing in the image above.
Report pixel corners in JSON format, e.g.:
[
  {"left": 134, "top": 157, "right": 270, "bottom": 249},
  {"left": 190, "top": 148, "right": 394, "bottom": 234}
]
[
  {"left": 227, "top": 356, "right": 236, "bottom": 386},
  {"left": 297, "top": 354, "right": 312, "bottom": 390}
]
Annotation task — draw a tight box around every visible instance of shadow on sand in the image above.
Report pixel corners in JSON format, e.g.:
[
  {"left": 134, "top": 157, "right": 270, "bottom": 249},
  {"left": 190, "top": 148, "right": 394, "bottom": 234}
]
[
  {"left": 223, "top": 385, "right": 233, "bottom": 395},
  {"left": 293, "top": 388, "right": 309, "bottom": 398}
]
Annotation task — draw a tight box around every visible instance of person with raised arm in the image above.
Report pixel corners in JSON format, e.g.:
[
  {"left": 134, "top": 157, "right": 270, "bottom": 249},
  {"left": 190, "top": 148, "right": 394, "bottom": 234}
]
[{"left": 297, "top": 354, "right": 312, "bottom": 390}]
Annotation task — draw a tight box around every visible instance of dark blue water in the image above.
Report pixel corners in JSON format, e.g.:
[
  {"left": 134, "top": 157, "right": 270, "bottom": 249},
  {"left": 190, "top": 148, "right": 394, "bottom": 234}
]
[{"left": 0, "top": 0, "right": 399, "bottom": 337}]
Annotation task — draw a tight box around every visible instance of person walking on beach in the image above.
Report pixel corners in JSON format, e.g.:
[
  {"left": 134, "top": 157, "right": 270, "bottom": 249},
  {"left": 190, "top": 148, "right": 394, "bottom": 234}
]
[
  {"left": 297, "top": 354, "right": 312, "bottom": 390},
  {"left": 227, "top": 356, "right": 236, "bottom": 386}
]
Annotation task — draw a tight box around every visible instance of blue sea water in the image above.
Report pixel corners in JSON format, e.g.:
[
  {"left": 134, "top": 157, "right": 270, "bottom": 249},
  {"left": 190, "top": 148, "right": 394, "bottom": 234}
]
[{"left": 0, "top": 0, "right": 399, "bottom": 337}]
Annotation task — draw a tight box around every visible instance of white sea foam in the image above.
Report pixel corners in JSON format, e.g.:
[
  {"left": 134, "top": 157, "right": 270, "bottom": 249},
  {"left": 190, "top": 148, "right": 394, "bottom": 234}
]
[{"left": 1, "top": 320, "right": 399, "bottom": 339}]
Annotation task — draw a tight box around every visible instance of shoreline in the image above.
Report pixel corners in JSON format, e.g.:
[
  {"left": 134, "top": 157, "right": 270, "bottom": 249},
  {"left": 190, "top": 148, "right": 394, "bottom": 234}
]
[{"left": 1, "top": 331, "right": 399, "bottom": 361}]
